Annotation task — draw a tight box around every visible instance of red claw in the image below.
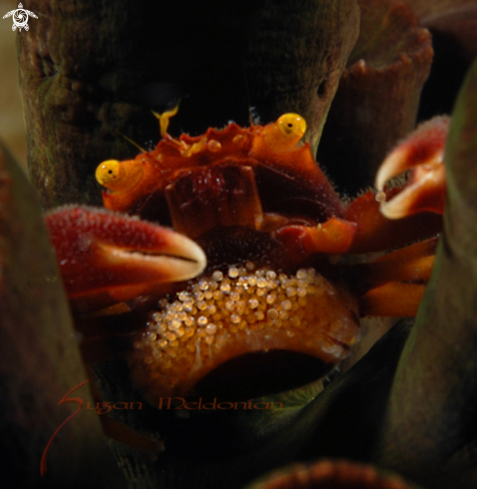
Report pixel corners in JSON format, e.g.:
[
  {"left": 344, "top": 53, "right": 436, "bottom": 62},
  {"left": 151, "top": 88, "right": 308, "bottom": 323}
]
[
  {"left": 44, "top": 206, "right": 206, "bottom": 311},
  {"left": 375, "top": 116, "right": 450, "bottom": 219}
]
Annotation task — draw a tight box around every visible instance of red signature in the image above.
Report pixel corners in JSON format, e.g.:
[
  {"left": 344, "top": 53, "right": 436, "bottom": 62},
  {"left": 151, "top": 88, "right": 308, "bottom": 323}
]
[{"left": 40, "top": 379, "right": 89, "bottom": 476}]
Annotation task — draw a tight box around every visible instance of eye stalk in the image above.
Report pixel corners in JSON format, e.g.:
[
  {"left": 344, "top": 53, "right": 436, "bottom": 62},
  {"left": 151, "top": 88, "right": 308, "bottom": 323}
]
[
  {"left": 96, "top": 159, "right": 144, "bottom": 192},
  {"left": 262, "top": 113, "right": 307, "bottom": 152}
]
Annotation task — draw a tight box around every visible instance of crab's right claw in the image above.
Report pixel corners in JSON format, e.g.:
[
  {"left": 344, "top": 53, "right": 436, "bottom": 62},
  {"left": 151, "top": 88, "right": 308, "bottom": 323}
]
[
  {"left": 375, "top": 116, "right": 450, "bottom": 219},
  {"left": 45, "top": 206, "right": 206, "bottom": 312}
]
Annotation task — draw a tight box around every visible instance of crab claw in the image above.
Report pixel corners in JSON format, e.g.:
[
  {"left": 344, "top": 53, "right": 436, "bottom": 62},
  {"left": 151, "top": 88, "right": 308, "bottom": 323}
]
[
  {"left": 45, "top": 206, "right": 206, "bottom": 311},
  {"left": 375, "top": 116, "right": 450, "bottom": 219}
]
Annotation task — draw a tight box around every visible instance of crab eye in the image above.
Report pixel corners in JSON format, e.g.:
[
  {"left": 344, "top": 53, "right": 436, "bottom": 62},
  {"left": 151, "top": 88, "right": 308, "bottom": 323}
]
[
  {"left": 95, "top": 159, "right": 143, "bottom": 192},
  {"left": 261, "top": 113, "right": 307, "bottom": 152},
  {"left": 276, "top": 113, "right": 307, "bottom": 141},
  {"left": 96, "top": 159, "right": 121, "bottom": 184}
]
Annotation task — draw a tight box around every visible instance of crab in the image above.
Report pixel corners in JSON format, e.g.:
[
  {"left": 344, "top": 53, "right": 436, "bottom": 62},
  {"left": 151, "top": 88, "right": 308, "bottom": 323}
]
[{"left": 43, "top": 106, "right": 448, "bottom": 405}]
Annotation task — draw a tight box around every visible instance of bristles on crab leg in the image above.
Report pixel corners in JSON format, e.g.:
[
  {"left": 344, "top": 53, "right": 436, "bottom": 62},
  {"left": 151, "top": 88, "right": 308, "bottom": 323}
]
[{"left": 375, "top": 116, "right": 450, "bottom": 219}]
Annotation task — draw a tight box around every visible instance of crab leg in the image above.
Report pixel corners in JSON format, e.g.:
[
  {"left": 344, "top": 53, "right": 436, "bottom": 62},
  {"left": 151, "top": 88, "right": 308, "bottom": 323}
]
[
  {"left": 274, "top": 217, "right": 358, "bottom": 258},
  {"left": 349, "top": 237, "right": 438, "bottom": 290},
  {"left": 45, "top": 206, "right": 206, "bottom": 312},
  {"left": 351, "top": 238, "right": 437, "bottom": 317},
  {"left": 345, "top": 190, "right": 442, "bottom": 253},
  {"left": 359, "top": 282, "right": 426, "bottom": 317}
]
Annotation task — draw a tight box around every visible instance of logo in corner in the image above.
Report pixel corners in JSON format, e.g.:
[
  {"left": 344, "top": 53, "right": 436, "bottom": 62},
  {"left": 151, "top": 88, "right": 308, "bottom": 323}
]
[{"left": 3, "top": 3, "right": 37, "bottom": 31}]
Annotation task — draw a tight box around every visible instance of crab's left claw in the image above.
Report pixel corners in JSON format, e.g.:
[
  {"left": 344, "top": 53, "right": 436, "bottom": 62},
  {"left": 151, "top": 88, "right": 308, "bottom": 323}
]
[
  {"left": 375, "top": 116, "right": 450, "bottom": 219},
  {"left": 45, "top": 206, "right": 206, "bottom": 312}
]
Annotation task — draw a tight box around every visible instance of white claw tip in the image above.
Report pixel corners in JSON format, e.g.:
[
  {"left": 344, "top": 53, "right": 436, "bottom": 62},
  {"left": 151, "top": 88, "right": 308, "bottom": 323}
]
[{"left": 375, "top": 191, "right": 386, "bottom": 203}]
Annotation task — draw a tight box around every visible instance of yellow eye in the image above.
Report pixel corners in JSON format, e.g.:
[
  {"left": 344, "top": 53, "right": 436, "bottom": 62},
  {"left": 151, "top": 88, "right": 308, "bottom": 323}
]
[
  {"left": 95, "top": 159, "right": 143, "bottom": 192},
  {"left": 276, "top": 113, "right": 307, "bottom": 141},
  {"left": 96, "top": 160, "right": 121, "bottom": 185},
  {"left": 261, "top": 113, "right": 307, "bottom": 152}
]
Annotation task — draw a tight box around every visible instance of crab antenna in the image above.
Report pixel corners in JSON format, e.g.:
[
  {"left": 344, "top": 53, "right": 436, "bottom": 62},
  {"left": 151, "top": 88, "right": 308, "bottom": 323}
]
[
  {"left": 152, "top": 102, "right": 180, "bottom": 140},
  {"left": 117, "top": 131, "right": 146, "bottom": 153}
]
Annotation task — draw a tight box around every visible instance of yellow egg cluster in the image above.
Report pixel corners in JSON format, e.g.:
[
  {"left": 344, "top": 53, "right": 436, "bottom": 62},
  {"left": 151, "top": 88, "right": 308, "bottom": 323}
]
[{"left": 130, "top": 263, "right": 360, "bottom": 398}]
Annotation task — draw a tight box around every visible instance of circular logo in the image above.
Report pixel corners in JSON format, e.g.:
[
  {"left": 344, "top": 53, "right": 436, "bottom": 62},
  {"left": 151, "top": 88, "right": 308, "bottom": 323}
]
[
  {"left": 2, "top": 3, "right": 37, "bottom": 32},
  {"left": 13, "top": 8, "right": 29, "bottom": 30}
]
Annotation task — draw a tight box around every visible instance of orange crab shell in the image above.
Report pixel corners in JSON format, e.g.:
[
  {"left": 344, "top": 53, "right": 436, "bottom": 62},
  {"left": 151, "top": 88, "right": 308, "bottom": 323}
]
[
  {"left": 98, "top": 115, "right": 443, "bottom": 260},
  {"left": 100, "top": 121, "right": 344, "bottom": 234}
]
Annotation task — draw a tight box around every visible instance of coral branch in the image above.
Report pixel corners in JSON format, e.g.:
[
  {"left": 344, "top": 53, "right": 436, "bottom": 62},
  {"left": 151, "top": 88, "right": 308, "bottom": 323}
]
[{"left": 377, "top": 59, "right": 477, "bottom": 489}]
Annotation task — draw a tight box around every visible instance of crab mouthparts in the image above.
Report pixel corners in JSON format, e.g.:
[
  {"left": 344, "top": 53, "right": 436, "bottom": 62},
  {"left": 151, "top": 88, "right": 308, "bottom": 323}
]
[{"left": 129, "top": 264, "right": 360, "bottom": 402}]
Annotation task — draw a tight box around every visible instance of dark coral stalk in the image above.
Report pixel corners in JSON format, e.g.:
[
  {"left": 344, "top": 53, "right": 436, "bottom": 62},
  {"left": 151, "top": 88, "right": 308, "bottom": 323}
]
[
  {"left": 0, "top": 142, "right": 125, "bottom": 488},
  {"left": 377, "top": 59, "right": 477, "bottom": 489},
  {"left": 318, "top": 0, "right": 433, "bottom": 194}
]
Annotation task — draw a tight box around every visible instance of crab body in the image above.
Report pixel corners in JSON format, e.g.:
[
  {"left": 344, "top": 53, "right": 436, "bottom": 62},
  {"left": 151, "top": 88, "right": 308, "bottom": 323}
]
[{"left": 45, "top": 110, "right": 448, "bottom": 403}]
